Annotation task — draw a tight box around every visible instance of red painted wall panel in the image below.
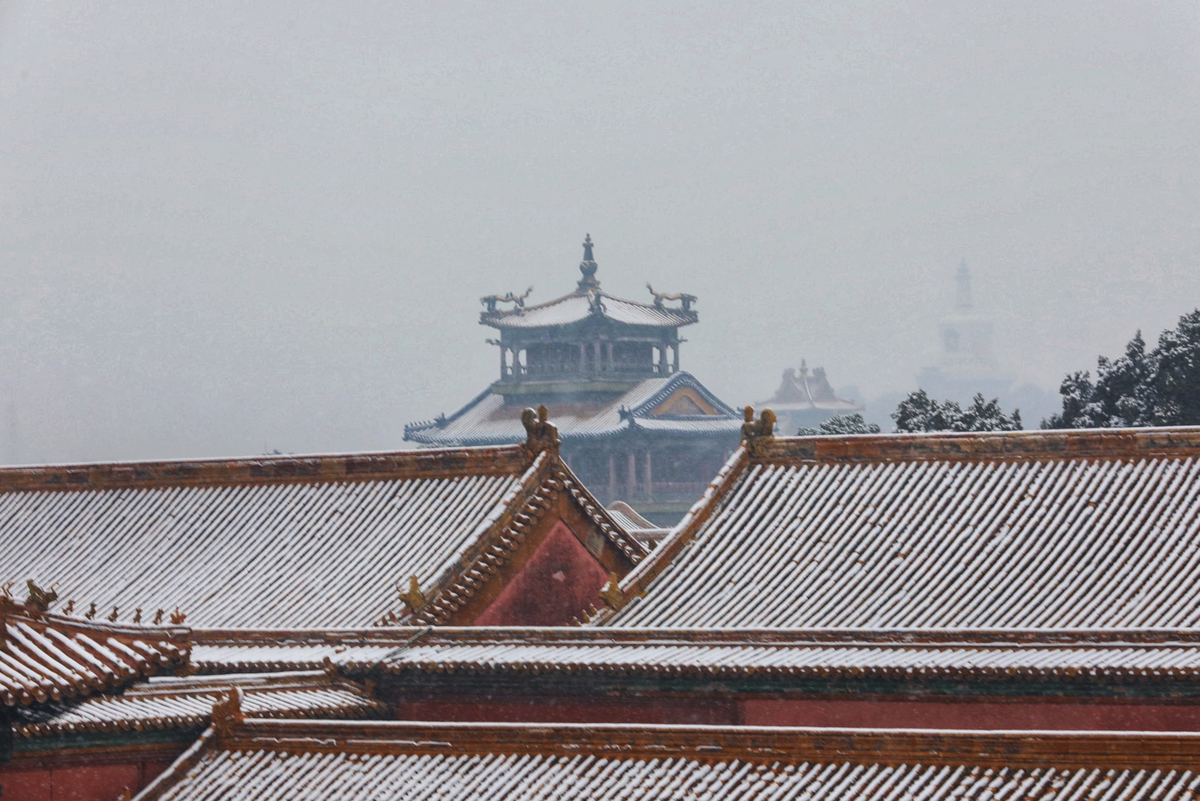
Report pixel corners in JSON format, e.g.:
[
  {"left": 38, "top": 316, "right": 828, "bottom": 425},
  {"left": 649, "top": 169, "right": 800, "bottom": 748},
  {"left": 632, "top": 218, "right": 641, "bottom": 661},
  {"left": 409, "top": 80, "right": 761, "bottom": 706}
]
[
  {"left": 1, "top": 757, "right": 177, "bottom": 801},
  {"left": 740, "top": 698, "right": 1200, "bottom": 731},
  {"left": 473, "top": 520, "right": 610, "bottom": 626},
  {"left": 0, "top": 769, "right": 52, "bottom": 801},
  {"left": 393, "top": 693, "right": 1200, "bottom": 732},
  {"left": 395, "top": 696, "right": 738, "bottom": 726}
]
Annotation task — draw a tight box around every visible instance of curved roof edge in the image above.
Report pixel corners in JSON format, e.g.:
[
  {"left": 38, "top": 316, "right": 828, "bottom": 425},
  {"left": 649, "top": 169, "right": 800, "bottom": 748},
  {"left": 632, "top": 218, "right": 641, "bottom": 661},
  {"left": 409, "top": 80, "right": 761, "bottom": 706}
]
[
  {"left": 0, "top": 440, "right": 529, "bottom": 492},
  {"left": 762, "top": 425, "right": 1200, "bottom": 464}
]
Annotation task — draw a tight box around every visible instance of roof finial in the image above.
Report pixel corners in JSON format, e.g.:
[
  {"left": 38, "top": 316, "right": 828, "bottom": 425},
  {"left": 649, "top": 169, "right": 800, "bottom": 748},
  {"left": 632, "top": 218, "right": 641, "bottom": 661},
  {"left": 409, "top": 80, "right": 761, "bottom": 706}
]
[
  {"left": 521, "top": 404, "right": 561, "bottom": 460},
  {"left": 577, "top": 234, "right": 600, "bottom": 292},
  {"left": 740, "top": 406, "right": 777, "bottom": 457}
]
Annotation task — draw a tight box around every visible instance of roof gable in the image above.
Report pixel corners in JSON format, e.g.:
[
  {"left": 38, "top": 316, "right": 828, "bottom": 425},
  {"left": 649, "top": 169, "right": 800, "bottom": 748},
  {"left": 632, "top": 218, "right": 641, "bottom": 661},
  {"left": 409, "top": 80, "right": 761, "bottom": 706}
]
[
  {"left": 405, "top": 372, "right": 741, "bottom": 447},
  {"left": 606, "top": 426, "right": 1200, "bottom": 628},
  {"left": 402, "top": 452, "right": 647, "bottom": 626}
]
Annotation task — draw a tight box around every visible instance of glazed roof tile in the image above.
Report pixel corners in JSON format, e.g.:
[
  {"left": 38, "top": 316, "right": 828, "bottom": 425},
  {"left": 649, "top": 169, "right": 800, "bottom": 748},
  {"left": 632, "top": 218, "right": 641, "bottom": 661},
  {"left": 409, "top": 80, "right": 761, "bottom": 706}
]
[
  {"left": 0, "top": 447, "right": 565, "bottom": 628},
  {"left": 610, "top": 427, "right": 1200, "bottom": 628},
  {"left": 481, "top": 290, "right": 696, "bottom": 330},
  {"left": 12, "top": 671, "right": 380, "bottom": 738},
  {"left": 134, "top": 719, "right": 1200, "bottom": 800},
  {"left": 189, "top": 627, "right": 1200, "bottom": 683},
  {"left": 359, "top": 628, "right": 1200, "bottom": 682},
  {"left": 405, "top": 372, "right": 741, "bottom": 446},
  {"left": 1, "top": 601, "right": 189, "bottom": 707}
]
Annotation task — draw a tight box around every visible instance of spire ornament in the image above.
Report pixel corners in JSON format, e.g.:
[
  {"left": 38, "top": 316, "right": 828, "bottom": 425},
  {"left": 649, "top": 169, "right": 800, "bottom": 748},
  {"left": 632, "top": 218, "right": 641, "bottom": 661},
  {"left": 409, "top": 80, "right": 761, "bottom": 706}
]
[{"left": 577, "top": 234, "right": 600, "bottom": 292}]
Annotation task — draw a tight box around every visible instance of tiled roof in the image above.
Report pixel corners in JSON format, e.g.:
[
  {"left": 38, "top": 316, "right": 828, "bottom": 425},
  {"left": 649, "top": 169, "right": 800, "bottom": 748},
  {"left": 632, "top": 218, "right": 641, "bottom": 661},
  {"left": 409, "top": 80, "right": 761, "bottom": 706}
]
[
  {"left": 12, "top": 670, "right": 380, "bottom": 739},
  {"left": 481, "top": 290, "right": 696, "bottom": 330},
  {"left": 609, "top": 427, "right": 1200, "bottom": 628},
  {"left": 188, "top": 627, "right": 1200, "bottom": 684},
  {"left": 340, "top": 628, "right": 1200, "bottom": 682},
  {"left": 758, "top": 366, "right": 863, "bottom": 413},
  {"left": 134, "top": 719, "right": 1200, "bottom": 800},
  {"left": 1, "top": 600, "right": 189, "bottom": 707},
  {"left": 189, "top": 628, "right": 403, "bottom": 674},
  {"left": 0, "top": 445, "right": 627, "bottom": 628},
  {"left": 605, "top": 502, "right": 671, "bottom": 547},
  {"left": 405, "top": 372, "right": 741, "bottom": 447}
]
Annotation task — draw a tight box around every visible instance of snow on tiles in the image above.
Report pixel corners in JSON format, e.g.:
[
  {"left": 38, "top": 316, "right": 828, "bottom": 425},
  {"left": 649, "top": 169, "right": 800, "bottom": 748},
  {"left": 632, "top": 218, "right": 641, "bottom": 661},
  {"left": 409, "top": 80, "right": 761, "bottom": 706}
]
[
  {"left": 0, "top": 435, "right": 643, "bottom": 630},
  {"left": 607, "top": 426, "right": 1200, "bottom": 628}
]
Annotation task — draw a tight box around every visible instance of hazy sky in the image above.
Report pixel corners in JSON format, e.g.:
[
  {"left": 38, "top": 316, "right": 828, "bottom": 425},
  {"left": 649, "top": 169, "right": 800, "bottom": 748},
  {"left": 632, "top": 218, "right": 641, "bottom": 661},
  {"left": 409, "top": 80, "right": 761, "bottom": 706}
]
[{"left": 1, "top": 1, "right": 1198, "bottom": 463}]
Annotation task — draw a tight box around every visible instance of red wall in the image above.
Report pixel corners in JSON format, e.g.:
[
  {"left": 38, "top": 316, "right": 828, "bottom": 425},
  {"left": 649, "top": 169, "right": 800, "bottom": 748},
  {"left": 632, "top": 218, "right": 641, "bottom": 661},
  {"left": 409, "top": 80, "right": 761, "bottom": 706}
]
[
  {"left": 473, "top": 520, "right": 610, "bottom": 626},
  {"left": 741, "top": 698, "right": 1200, "bottom": 731},
  {"left": 396, "top": 696, "right": 737, "bottom": 725},
  {"left": 1, "top": 756, "right": 175, "bottom": 801},
  {"left": 394, "top": 694, "right": 1200, "bottom": 732}
]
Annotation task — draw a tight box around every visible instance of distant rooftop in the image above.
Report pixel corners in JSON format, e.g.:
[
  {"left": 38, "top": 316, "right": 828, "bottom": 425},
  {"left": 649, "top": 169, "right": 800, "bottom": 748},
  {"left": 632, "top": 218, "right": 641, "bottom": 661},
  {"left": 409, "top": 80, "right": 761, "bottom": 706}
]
[
  {"left": 479, "top": 234, "right": 698, "bottom": 332},
  {"left": 758, "top": 361, "right": 863, "bottom": 414}
]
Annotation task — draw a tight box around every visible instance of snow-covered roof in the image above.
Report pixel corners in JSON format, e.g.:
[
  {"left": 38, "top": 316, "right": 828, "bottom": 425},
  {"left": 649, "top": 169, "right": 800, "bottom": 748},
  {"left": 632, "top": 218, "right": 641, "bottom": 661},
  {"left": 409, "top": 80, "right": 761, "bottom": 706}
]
[
  {"left": 12, "top": 669, "right": 380, "bottom": 739},
  {"left": 133, "top": 718, "right": 1200, "bottom": 800},
  {"left": 481, "top": 289, "right": 696, "bottom": 331},
  {"left": 405, "top": 372, "right": 741, "bottom": 446},
  {"left": 605, "top": 501, "right": 671, "bottom": 547},
  {"left": 1, "top": 600, "right": 189, "bottom": 707},
  {"left": 346, "top": 627, "right": 1200, "bottom": 682},
  {"left": 187, "top": 626, "right": 1200, "bottom": 686},
  {"left": 0, "top": 445, "right": 639, "bottom": 628},
  {"left": 608, "top": 427, "right": 1200, "bottom": 628},
  {"left": 757, "top": 364, "right": 863, "bottom": 413}
]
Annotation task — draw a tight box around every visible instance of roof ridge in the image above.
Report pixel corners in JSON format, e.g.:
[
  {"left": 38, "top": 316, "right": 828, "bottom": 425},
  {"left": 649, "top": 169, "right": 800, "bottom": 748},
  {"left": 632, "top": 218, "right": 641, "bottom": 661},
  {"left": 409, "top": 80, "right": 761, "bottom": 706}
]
[
  {"left": 0, "top": 445, "right": 530, "bottom": 492},
  {"left": 188, "top": 626, "right": 1200, "bottom": 648},
  {"left": 762, "top": 426, "right": 1200, "bottom": 463},
  {"left": 213, "top": 718, "right": 1200, "bottom": 770}
]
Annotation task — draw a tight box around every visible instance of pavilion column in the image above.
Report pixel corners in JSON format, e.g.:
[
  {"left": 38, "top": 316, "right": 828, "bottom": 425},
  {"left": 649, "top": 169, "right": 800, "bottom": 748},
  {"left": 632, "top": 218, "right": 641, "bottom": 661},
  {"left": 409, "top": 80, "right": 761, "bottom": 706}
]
[
  {"left": 627, "top": 451, "right": 637, "bottom": 499},
  {"left": 500, "top": 346, "right": 508, "bottom": 379},
  {"left": 645, "top": 451, "right": 653, "bottom": 502},
  {"left": 579, "top": 343, "right": 587, "bottom": 373},
  {"left": 608, "top": 454, "right": 617, "bottom": 502},
  {"left": 672, "top": 344, "right": 680, "bottom": 374},
  {"left": 606, "top": 343, "right": 614, "bottom": 374},
  {"left": 594, "top": 341, "right": 602, "bottom": 374}
]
